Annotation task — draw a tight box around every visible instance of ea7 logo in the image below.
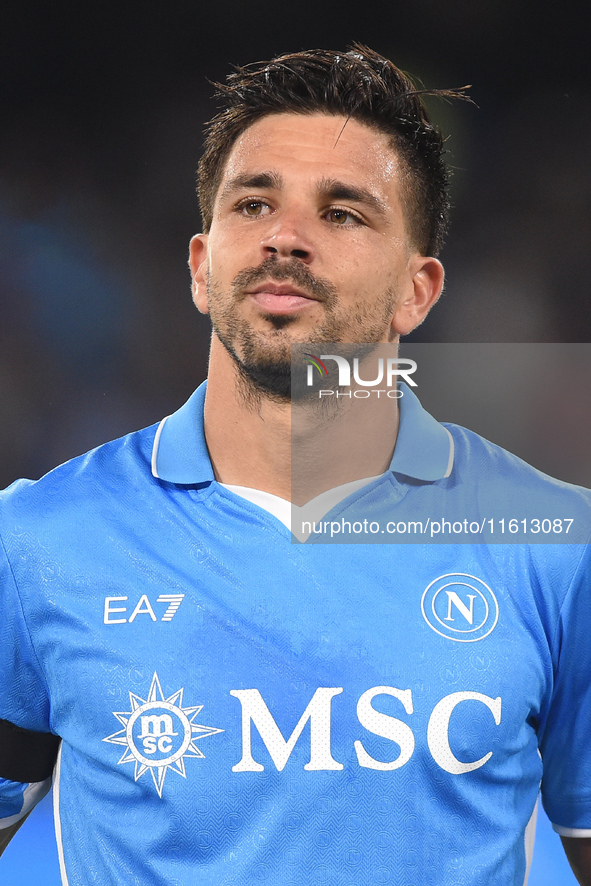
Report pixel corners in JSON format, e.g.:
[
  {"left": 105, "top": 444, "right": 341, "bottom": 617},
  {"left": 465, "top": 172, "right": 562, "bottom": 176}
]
[{"left": 103, "top": 594, "right": 185, "bottom": 624}]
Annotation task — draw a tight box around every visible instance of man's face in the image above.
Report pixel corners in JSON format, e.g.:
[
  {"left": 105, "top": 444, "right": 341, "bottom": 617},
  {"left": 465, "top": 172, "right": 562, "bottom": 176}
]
[{"left": 190, "top": 112, "right": 443, "bottom": 395}]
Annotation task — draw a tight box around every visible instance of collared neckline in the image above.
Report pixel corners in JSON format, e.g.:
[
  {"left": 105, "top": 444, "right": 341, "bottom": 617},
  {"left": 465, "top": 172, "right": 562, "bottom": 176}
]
[{"left": 151, "top": 381, "right": 454, "bottom": 485}]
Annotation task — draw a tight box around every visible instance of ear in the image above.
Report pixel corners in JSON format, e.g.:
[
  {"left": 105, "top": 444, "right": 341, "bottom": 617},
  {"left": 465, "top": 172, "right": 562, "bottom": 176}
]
[
  {"left": 390, "top": 256, "right": 444, "bottom": 336},
  {"left": 189, "top": 233, "right": 209, "bottom": 314}
]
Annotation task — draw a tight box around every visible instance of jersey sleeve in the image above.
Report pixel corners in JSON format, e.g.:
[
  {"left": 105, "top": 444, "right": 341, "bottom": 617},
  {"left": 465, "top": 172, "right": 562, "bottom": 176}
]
[
  {"left": 0, "top": 524, "right": 59, "bottom": 789},
  {"left": 538, "top": 543, "right": 591, "bottom": 836},
  {"left": 0, "top": 777, "right": 52, "bottom": 830}
]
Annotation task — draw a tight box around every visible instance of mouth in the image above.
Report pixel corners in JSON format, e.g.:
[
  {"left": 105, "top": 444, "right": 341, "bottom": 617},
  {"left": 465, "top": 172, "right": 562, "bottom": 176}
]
[{"left": 246, "top": 281, "right": 319, "bottom": 315}]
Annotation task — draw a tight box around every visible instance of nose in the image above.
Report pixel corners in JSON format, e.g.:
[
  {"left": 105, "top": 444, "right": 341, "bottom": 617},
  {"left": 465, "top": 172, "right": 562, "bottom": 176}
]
[{"left": 260, "top": 211, "right": 315, "bottom": 263}]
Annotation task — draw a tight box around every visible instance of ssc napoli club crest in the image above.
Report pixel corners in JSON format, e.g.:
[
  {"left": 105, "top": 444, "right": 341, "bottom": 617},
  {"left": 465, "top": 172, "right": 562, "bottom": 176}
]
[
  {"left": 103, "top": 672, "right": 224, "bottom": 797},
  {"left": 421, "top": 573, "right": 499, "bottom": 643}
]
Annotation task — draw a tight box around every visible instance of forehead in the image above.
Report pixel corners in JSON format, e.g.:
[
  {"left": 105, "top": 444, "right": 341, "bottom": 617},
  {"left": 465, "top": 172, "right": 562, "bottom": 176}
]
[{"left": 220, "top": 112, "right": 402, "bottom": 194}]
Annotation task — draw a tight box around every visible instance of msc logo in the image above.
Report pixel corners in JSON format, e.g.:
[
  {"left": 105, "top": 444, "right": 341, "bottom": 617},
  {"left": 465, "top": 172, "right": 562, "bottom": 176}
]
[
  {"left": 104, "top": 676, "right": 502, "bottom": 793},
  {"left": 421, "top": 573, "right": 499, "bottom": 642},
  {"left": 138, "top": 712, "right": 180, "bottom": 755},
  {"left": 103, "top": 673, "right": 223, "bottom": 797}
]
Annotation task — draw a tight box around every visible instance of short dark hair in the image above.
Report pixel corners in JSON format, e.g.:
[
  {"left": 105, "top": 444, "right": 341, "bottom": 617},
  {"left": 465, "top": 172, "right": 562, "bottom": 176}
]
[{"left": 197, "top": 45, "right": 469, "bottom": 256}]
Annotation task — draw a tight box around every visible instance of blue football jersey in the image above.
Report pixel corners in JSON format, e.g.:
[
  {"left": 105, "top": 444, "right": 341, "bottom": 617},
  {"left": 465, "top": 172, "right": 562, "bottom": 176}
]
[{"left": 1, "top": 381, "right": 590, "bottom": 885}]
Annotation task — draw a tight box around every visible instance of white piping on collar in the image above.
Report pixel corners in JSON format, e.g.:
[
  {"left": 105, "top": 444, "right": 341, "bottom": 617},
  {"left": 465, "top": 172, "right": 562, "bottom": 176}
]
[
  {"left": 151, "top": 416, "right": 170, "bottom": 480},
  {"left": 443, "top": 427, "right": 455, "bottom": 479}
]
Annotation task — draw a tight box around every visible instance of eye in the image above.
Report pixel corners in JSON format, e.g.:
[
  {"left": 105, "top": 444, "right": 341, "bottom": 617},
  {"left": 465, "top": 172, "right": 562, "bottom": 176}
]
[
  {"left": 236, "top": 200, "right": 272, "bottom": 218},
  {"left": 324, "top": 207, "right": 363, "bottom": 226}
]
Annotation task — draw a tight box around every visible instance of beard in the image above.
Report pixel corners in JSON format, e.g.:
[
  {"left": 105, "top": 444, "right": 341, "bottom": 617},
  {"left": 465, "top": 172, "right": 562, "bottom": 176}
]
[{"left": 206, "top": 257, "right": 399, "bottom": 402}]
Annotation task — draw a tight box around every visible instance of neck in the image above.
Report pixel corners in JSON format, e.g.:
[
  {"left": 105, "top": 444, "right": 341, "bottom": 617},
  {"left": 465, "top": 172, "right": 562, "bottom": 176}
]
[{"left": 202, "top": 335, "right": 400, "bottom": 505}]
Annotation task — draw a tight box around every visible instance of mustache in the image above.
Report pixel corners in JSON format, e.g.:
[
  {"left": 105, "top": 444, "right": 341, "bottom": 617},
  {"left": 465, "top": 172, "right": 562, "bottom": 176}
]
[{"left": 231, "top": 258, "right": 337, "bottom": 304}]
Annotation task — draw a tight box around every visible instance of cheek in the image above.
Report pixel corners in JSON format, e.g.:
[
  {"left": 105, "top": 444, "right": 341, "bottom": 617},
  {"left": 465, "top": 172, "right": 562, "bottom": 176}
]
[
  {"left": 192, "top": 272, "right": 211, "bottom": 313},
  {"left": 335, "top": 234, "right": 401, "bottom": 278},
  {"left": 208, "top": 233, "right": 254, "bottom": 284},
  {"left": 345, "top": 259, "right": 400, "bottom": 297},
  {"left": 206, "top": 248, "right": 232, "bottom": 289}
]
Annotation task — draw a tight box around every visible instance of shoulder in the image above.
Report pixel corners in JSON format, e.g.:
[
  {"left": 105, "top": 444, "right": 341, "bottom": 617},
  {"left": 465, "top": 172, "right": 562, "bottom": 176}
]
[
  {"left": 438, "top": 423, "right": 591, "bottom": 564},
  {"left": 0, "top": 422, "right": 160, "bottom": 534},
  {"left": 445, "top": 421, "right": 591, "bottom": 509}
]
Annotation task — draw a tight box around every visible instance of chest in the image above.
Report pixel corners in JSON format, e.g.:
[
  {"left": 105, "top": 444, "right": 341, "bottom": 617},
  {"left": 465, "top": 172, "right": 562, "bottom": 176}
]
[{"left": 29, "top": 519, "right": 548, "bottom": 782}]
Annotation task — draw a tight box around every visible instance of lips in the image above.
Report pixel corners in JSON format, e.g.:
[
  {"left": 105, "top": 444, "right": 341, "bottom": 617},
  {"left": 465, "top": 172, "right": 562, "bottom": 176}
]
[{"left": 247, "top": 282, "right": 318, "bottom": 314}]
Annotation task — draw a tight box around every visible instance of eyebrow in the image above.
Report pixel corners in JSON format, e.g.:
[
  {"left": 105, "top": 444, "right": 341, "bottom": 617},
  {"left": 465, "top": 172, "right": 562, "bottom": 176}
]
[
  {"left": 317, "top": 177, "right": 387, "bottom": 216},
  {"left": 220, "top": 171, "right": 284, "bottom": 200}
]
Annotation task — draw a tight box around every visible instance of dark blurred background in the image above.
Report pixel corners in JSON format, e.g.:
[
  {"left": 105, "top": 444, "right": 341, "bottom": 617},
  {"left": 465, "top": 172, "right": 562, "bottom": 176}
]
[{"left": 1, "top": 0, "right": 590, "bottom": 487}]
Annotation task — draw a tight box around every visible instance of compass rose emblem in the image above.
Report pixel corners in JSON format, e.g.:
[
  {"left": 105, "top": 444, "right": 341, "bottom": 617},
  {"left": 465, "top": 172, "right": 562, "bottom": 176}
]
[{"left": 103, "top": 672, "right": 224, "bottom": 797}]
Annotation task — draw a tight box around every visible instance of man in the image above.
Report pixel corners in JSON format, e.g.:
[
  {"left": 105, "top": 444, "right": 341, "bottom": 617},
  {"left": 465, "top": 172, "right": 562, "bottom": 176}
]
[{"left": 1, "top": 45, "right": 590, "bottom": 885}]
